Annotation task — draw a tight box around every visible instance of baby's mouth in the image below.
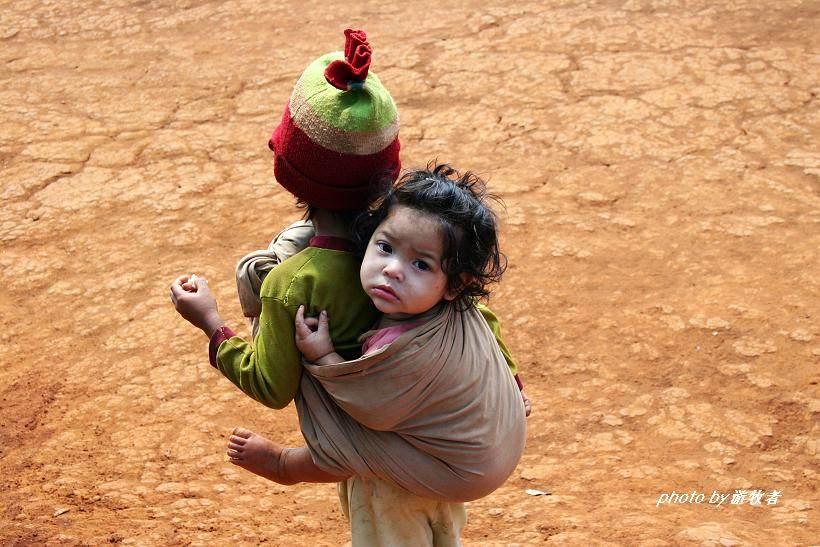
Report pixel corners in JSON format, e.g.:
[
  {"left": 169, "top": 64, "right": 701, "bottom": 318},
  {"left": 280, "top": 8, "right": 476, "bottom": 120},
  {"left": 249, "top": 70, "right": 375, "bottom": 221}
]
[{"left": 372, "top": 284, "right": 399, "bottom": 301}]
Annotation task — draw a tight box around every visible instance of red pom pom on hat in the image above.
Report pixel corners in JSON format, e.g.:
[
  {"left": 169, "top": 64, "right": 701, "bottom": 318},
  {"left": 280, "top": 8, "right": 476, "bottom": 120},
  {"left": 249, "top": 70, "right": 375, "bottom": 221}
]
[{"left": 325, "top": 28, "right": 372, "bottom": 90}]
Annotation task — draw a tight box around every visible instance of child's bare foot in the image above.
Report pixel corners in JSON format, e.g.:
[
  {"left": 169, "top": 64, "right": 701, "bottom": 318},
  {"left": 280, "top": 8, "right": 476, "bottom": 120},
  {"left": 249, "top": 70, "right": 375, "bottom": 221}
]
[
  {"left": 227, "top": 427, "right": 350, "bottom": 484},
  {"left": 226, "top": 427, "right": 297, "bottom": 485}
]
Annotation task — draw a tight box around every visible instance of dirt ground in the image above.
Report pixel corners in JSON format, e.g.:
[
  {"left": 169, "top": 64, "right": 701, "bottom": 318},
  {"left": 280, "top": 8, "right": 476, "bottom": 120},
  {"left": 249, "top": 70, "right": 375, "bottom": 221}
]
[{"left": 1, "top": 0, "right": 818, "bottom": 545}]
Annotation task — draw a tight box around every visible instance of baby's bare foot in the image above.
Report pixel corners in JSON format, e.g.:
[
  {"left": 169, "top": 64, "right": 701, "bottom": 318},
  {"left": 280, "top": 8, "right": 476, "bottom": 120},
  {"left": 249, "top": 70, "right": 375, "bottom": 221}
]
[{"left": 226, "top": 427, "right": 297, "bottom": 485}]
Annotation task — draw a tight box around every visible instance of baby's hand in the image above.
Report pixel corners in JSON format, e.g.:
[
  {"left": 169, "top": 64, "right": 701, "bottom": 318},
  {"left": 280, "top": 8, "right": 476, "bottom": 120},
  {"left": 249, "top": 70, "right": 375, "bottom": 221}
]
[
  {"left": 294, "top": 305, "right": 335, "bottom": 362},
  {"left": 521, "top": 390, "right": 532, "bottom": 417}
]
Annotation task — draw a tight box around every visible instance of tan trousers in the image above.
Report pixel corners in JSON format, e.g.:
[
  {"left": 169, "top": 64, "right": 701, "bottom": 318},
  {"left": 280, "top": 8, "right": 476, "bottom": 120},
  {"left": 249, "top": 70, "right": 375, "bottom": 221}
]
[{"left": 338, "top": 477, "right": 467, "bottom": 547}]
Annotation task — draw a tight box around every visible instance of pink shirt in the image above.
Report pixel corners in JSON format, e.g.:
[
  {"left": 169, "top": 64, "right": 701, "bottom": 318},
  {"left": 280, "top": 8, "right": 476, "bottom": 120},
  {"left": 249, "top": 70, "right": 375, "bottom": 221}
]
[{"left": 361, "top": 321, "right": 422, "bottom": 355}]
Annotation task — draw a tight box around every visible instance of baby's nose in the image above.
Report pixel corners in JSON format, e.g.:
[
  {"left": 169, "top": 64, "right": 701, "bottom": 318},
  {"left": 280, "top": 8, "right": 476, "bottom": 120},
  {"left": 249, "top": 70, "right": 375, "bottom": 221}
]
[{"left": 383, "top": 261, "right": 402, "bottom": 279}]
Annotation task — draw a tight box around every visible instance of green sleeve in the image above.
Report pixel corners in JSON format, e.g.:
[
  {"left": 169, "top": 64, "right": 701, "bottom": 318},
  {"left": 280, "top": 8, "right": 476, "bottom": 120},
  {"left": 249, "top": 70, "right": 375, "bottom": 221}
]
[
  {"left": 215, "top": 296, "right": 301, "bottom": 409},
  {"left": 476, "top": 303, "right": 518, "bottom": 376}
]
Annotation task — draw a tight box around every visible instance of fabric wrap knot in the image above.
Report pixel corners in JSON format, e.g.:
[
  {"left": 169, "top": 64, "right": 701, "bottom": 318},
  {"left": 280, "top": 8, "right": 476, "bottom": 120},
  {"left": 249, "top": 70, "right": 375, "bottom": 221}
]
[{"left": 324, "top": 28, "right": 372, "bottom": 90}]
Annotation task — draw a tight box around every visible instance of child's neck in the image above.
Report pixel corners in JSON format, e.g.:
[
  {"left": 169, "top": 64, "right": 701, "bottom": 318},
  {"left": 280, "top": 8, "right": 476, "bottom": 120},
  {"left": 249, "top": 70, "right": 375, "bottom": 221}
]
[
  {"left": 312, "top": 209, "right": 353, "bottom": 239},
  {"left": 378, "top": 302, "right": 446, "bottom": 327}
]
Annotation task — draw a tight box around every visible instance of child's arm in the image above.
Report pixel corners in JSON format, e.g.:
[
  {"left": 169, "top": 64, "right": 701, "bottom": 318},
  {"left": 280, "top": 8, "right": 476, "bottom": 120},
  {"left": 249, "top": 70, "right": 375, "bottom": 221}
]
[
  {"left": 294, "top": 306, "right": 345, "bottom": 366},
  {"left": 476, "top": 303, "right": 532, "bottom": 417},
  {"left": 170, "top": 274, "right": 303, "bottom": 409},
  {"left": 476, "top": 303, "right": 517, "bottom": 375}
]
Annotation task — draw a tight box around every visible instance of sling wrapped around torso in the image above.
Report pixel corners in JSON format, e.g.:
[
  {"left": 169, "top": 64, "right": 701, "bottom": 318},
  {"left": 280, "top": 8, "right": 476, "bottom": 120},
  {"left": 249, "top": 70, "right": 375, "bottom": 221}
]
[{"left": 295, "top": 302, "right": 527, "bottom": 502}]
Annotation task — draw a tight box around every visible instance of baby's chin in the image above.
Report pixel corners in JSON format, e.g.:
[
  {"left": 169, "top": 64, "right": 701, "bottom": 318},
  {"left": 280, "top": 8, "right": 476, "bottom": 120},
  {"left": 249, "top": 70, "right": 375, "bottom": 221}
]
[
  {"left": 373, "top": 301, "right": 401, "bottom": 315},
  {"left": 372, "top": 301, "right": 415, "bottom": 320}
]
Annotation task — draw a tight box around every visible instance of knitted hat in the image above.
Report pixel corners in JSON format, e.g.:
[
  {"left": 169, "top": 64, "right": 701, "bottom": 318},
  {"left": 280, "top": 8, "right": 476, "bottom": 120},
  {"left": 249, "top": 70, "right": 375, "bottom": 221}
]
[{"left": 269, "top": 29, "right": 401, "bottom": 211}]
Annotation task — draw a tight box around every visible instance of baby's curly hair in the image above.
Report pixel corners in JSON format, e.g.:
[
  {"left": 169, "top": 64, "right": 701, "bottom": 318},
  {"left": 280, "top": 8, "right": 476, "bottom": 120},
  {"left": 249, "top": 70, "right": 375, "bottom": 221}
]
[{"left": 357, "top": 162, "right": 507, "bottom": 308}]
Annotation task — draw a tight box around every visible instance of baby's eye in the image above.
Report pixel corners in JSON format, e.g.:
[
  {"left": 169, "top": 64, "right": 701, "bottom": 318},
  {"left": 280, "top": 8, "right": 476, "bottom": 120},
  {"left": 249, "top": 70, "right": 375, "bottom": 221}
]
[
  {"left": 376, "top": 241, "right": 393, "bottom": 254},
  {"left": 413, "top": 260, "right": 430, "bottom": 271}
]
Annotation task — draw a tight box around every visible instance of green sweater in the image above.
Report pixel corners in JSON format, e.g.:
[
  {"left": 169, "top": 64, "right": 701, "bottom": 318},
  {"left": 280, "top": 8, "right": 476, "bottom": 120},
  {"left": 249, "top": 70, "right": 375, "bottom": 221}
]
[{"left": 216, "top": 245, "right": 518, "bottom": 409}]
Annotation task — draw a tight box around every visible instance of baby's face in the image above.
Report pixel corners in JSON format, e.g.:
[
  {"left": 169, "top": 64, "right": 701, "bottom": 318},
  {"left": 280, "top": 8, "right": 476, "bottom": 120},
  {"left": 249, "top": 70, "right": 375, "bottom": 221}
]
[{"left": 359, "top": 205, "right": 455, "bottom": 319}]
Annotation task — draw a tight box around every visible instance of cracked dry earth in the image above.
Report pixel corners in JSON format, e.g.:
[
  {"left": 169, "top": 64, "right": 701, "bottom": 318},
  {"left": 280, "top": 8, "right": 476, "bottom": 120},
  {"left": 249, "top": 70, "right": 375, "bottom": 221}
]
[{"left": 1, "top": 1, "right": 818, "bottom": 545}]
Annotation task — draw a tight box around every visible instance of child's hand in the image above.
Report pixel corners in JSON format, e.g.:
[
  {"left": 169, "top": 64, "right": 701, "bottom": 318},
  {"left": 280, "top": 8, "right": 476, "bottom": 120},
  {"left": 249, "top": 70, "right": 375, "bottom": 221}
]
[
  {"left": 183, "top": 274, "right": 199, "bottom": 292},
  {"left": 169, "top": 274, "right": 225, "bottom": 337},
  {"left": 294, "top": 305, "right": 335, "bottom": 362},
  {"left": 521, "top": 390, "right": 532, "bottom": 417}
]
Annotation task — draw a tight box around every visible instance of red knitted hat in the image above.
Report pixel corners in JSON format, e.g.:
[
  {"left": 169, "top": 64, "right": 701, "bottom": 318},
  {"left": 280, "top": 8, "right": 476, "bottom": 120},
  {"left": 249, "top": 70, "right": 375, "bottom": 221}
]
[{"left": 269, "top": 29, "right": 401, "bottom": 211}]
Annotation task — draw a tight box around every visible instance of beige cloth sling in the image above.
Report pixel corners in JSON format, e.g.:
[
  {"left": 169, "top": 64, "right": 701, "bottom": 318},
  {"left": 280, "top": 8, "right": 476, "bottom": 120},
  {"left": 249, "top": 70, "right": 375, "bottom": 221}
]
[{"left": 296, "top": 302, "right": 526, "bottom": 503}]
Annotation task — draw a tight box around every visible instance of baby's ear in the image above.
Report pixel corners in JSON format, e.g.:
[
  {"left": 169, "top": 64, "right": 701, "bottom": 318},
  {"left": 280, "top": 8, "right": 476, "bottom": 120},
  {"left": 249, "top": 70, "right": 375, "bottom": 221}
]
[{"left": 444, "top": 273, "right": 474, "bottom": 301}]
